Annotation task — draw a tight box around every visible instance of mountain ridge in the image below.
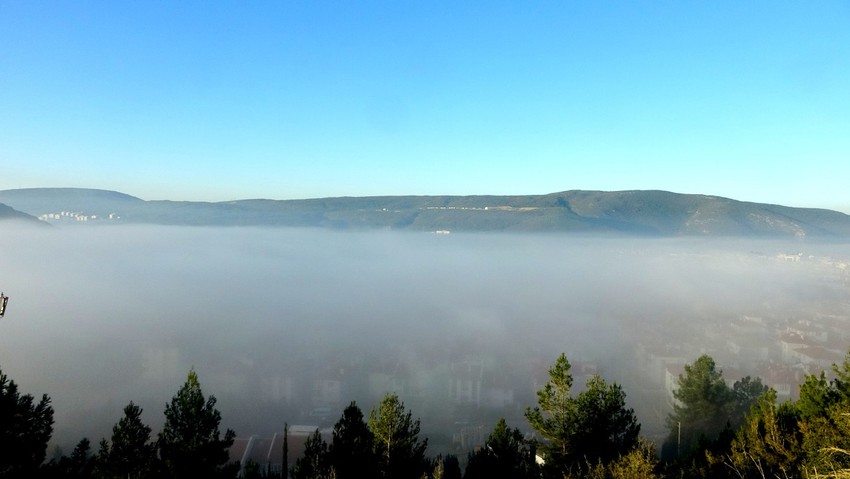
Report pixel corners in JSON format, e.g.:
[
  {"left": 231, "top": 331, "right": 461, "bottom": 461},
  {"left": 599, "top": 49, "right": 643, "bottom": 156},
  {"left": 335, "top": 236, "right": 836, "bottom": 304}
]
[{"left": 2, "top": 187, "right": 849, "bottom": 238}]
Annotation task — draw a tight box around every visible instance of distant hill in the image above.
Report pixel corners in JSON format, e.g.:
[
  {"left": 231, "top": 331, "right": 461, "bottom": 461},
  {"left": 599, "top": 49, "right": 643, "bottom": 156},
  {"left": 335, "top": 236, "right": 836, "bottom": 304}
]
[
  {"left": 0, "top": 188, "right": 143, "bottom": 215},
  {"left": 1, "top": 187, "right": 850, "bottom": 238},
  {"left": 0, "top": 201, "right": 45, "bottom": 225}
]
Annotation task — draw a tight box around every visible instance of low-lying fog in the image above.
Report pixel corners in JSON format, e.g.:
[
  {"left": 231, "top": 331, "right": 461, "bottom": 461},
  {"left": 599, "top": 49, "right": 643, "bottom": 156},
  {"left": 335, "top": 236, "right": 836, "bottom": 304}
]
[{"left": 1, "top": 224, "right": 849, "bottom": 452}]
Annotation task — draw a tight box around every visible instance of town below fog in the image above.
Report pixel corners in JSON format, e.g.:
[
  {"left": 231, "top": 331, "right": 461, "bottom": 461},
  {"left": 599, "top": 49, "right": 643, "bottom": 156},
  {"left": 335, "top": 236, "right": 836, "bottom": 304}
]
[{"left": 1, "top": 225, "right": 849, "bottom": 457}]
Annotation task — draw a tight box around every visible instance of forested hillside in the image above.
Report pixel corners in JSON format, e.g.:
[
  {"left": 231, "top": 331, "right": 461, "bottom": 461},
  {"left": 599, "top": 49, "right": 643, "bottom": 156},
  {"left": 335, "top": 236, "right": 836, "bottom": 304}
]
[{"left": 3, "top": 188, "right": 850, "bottom": 237}]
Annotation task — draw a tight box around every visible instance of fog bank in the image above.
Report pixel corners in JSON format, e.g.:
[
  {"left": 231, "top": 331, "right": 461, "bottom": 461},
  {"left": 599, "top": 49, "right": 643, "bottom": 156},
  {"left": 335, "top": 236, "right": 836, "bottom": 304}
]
[{"left": 1, "top": 225, "right": 848, "bottom": 450}]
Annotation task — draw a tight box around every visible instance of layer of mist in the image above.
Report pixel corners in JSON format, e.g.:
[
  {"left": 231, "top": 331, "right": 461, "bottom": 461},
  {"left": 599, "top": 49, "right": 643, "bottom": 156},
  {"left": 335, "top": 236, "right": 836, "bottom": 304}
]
[{"left": 1, "top": 224, "right": 849, "bottom": 452}]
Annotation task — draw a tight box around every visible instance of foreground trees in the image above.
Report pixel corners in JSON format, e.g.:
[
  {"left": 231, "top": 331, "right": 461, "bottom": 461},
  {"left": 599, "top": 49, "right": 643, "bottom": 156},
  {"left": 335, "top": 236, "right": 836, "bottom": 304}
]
[
  {"left": 725, "top": 389, "right": 803, "bottom": 478},
  {"left": 0, "top": 367, "right": 54, "bottom": 478},
  {"left": 286, "top": 395, "right": 430, "bottom": 479},
  {"left": 665, "top": 355, "right": 767, "bottom": 459},
  {"left": 329, "top": 402, "right": 378, "bottom": 479},
  {"left": 96, "top": 402, "right": 158, "bottom": 479},
  {"left": 464, "top": 418, "right": 537, "bottom": 479},
  {"left": 662, "top": 351, "right": 850, "bottom": 479},
  {"left": 17, "top": 349, "right": 850, "bottom": 479},
  {"left": 368, "top": 393, "right": 428, "bottom": 479},
  {"left": 667, "top": 355, "right": 733, "bottom": 456},
  {"left": 525, "top": 352, "right": 575, "bottom": 469},
  {"left": 158, "top": 369, "right": 238, "bottom": 479},
  {"left": 525, "top": 353, "right": 641, "bottom": 477}
]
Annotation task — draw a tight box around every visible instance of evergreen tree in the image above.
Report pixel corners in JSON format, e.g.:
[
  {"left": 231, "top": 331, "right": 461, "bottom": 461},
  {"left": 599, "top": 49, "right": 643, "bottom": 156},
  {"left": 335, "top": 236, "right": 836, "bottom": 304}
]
[
  {"left": 157, "top": 369, "right": 238, "bottom": 479},
  {"left": 797, "top": 371, "right": 834, "bottom": 421},
  {"left": 329, "top": 402, "right": 377, "bottom": 479},
  {"left": 727, "top": 389, "right": 803, "bottom": 479},
  {"left": 40, "top": 437, "right": 97, "bottom": 479},
  {"left": 291, "top": 429, "right": 328, "bottom": 479},
  {"left": 570, "top": 375, "right": 640, "bottom": 465},
  {"left": 464, "top": 418, "right": 536, "bottom": 479},
  {"left": 0, "top": 367, "right": 54, "bottom": 478},
  {"left": 729, "top": 375, "right": 769, "bottom": 427},
  {"left": 526, "top": 357, "right": 642, "bottom": 476},
  {"left": 800, "top": 398, "right": 850, "bottom": 474},
  {"left": 368, "top": 393, "right": 428, "bottom": 479},
  {"left": 524, "top": 352, "right": 574, "bottom": 473},
  {"left": 97, "top": 402, "right": 158, "bottom": 479},
  {"left": 666, "top": 355, "right": 732, "bottom": 458}
]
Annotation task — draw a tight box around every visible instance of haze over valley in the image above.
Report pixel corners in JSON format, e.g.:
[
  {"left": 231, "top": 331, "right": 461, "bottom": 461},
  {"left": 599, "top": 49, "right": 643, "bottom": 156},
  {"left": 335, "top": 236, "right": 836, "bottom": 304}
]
[
  {"left": 2, "top": 217, "right": 849, "bottom": 455},
  {"left": 4, "top": 2, "right": 850, "bottom": 475}
]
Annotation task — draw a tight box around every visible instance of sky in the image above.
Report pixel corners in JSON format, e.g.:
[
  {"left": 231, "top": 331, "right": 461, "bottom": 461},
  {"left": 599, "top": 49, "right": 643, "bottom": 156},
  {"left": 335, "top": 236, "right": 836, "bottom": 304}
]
[{"left": 1, "top": 2, "right": 849, "bottom": 211}]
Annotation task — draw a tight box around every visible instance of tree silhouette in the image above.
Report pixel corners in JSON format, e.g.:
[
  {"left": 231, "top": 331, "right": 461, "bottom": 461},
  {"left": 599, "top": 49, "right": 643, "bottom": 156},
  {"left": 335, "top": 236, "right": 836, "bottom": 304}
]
[
  {"left": 666, "top": 355, "right": 731, "bottom": 457},
  {"left": 368, "top": 393, "right": 427, "bottom": 479},
  {"left": 329, "top": 401, "right": 377, "bottom": 478},
  {"left": 0, "top": 367, "right": 54, "bottom": 478},
  {"left": 291, "top": 429, "right": 328, "bottom": 479},
  {"left": 158, "top": 369, "right": 237, "bottom": 479},
  {"left": 525, "top": 352, "right": 574, "bottom": 473},
  {"left": 97, "top": 402, "right": 158, "bottom": 479},
  {"left": 570, "top": 374, "right": 640, "bottom": 465},
  {"left": 464, "top": 418, "right": 536, "bottom": 479}
]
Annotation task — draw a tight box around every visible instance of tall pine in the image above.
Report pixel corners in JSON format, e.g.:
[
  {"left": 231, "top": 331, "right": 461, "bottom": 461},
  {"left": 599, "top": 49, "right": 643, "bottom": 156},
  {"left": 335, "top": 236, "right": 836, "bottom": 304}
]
[{"left": 157, "top": 369, "right": 237, "bottom": 479}]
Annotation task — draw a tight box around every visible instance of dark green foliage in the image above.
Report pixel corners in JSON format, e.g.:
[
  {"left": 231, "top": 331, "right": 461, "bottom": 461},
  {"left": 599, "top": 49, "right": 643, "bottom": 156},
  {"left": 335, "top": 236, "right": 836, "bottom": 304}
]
[
  {"left": 666, "top": 355, "right": 733, "bottom": 457},
  {"left": 0, "top": 368, "right": 54, "bottom": 478},
  {"left": 368, "top": 393, "right": 428, "bottom": 479},
  {"left": 729, "top": 375, "right": 769, "bottom": 426},
  {"left": 525, "top": 353, "right": 574, "bottom": 471},
  {"left": 96, "top": 402, "right": 158, "bottom": 479},
  {"left": 797, "top": 371, "right": 834, "bottom": 420},
  {"left": 571, "top": 375, "right": 641, "bottom": 465},
  {"left": 662, "top": 350, "right": 850, "bottom": 478},
  {"left": 727, "top": 389, "right": 803, "bottom": 479},
  {"left": 526, "top": 354, "right": 641, "bottom": 476},
  {"left": 329, "top": 402, "right": 377, "bottom": 479},
  {"left": 291, "top": 429, "right": 329, "bottom": 479},
  {"left": 157, "top": 369, "right": 238, "bottom": 479},
  {"left": 464, "top": 418, "right": 537, "bottom": 479},
  {"left": 21, "top": 347, "right": 850, "bottom": 479},
  {"left": 800, "top": 400, "right": 850, "bottom": 474}
]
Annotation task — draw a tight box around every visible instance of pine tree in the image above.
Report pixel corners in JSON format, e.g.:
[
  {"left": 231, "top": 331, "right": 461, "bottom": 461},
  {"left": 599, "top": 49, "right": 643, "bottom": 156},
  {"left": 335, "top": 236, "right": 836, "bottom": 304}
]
[
  {"left": 157, "top": 369, "right": 237, "bottom": 479},
  {"left": 368, "top": 393, "right": 428, "bottom": 479},
  {"left": 0, "top": 367, "right": 54, "bottom": 478},
  {"left": 727, "top": 389, "right": 802, "bottom": 479},
  {"left": 291, "top": 429, "right": 328, "bottom": 479},
  {"left": 571, "top": 375, "right": 640, "bottom": 465},
  {"left": 97, "top": 402, "right": 158, "bottom": 479},
  {"left": 525, "top": 352, "right": 575, "bottom": 472},
  {"left": 329, "top": 402, "right": 377, "bottom": 479},
  {"left": 464, "top": 418, "right": 536, "bottom": 479},
  {"left": 666, "top": 355, "right": 732, "bottom": 457}
]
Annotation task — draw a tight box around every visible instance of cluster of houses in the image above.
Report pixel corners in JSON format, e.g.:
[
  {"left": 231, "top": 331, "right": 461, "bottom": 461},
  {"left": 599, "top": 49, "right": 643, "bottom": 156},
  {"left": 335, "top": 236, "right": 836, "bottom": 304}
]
[{"left": 38, "top": 210, "right": 120, "bottom": 222}]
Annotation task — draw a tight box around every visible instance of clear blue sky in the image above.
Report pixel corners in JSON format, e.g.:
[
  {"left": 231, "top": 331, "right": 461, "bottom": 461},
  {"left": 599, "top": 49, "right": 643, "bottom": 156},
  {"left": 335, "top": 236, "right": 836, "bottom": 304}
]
[{"left": 2, "top": 2, "right": 849, "bottom": 211}]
